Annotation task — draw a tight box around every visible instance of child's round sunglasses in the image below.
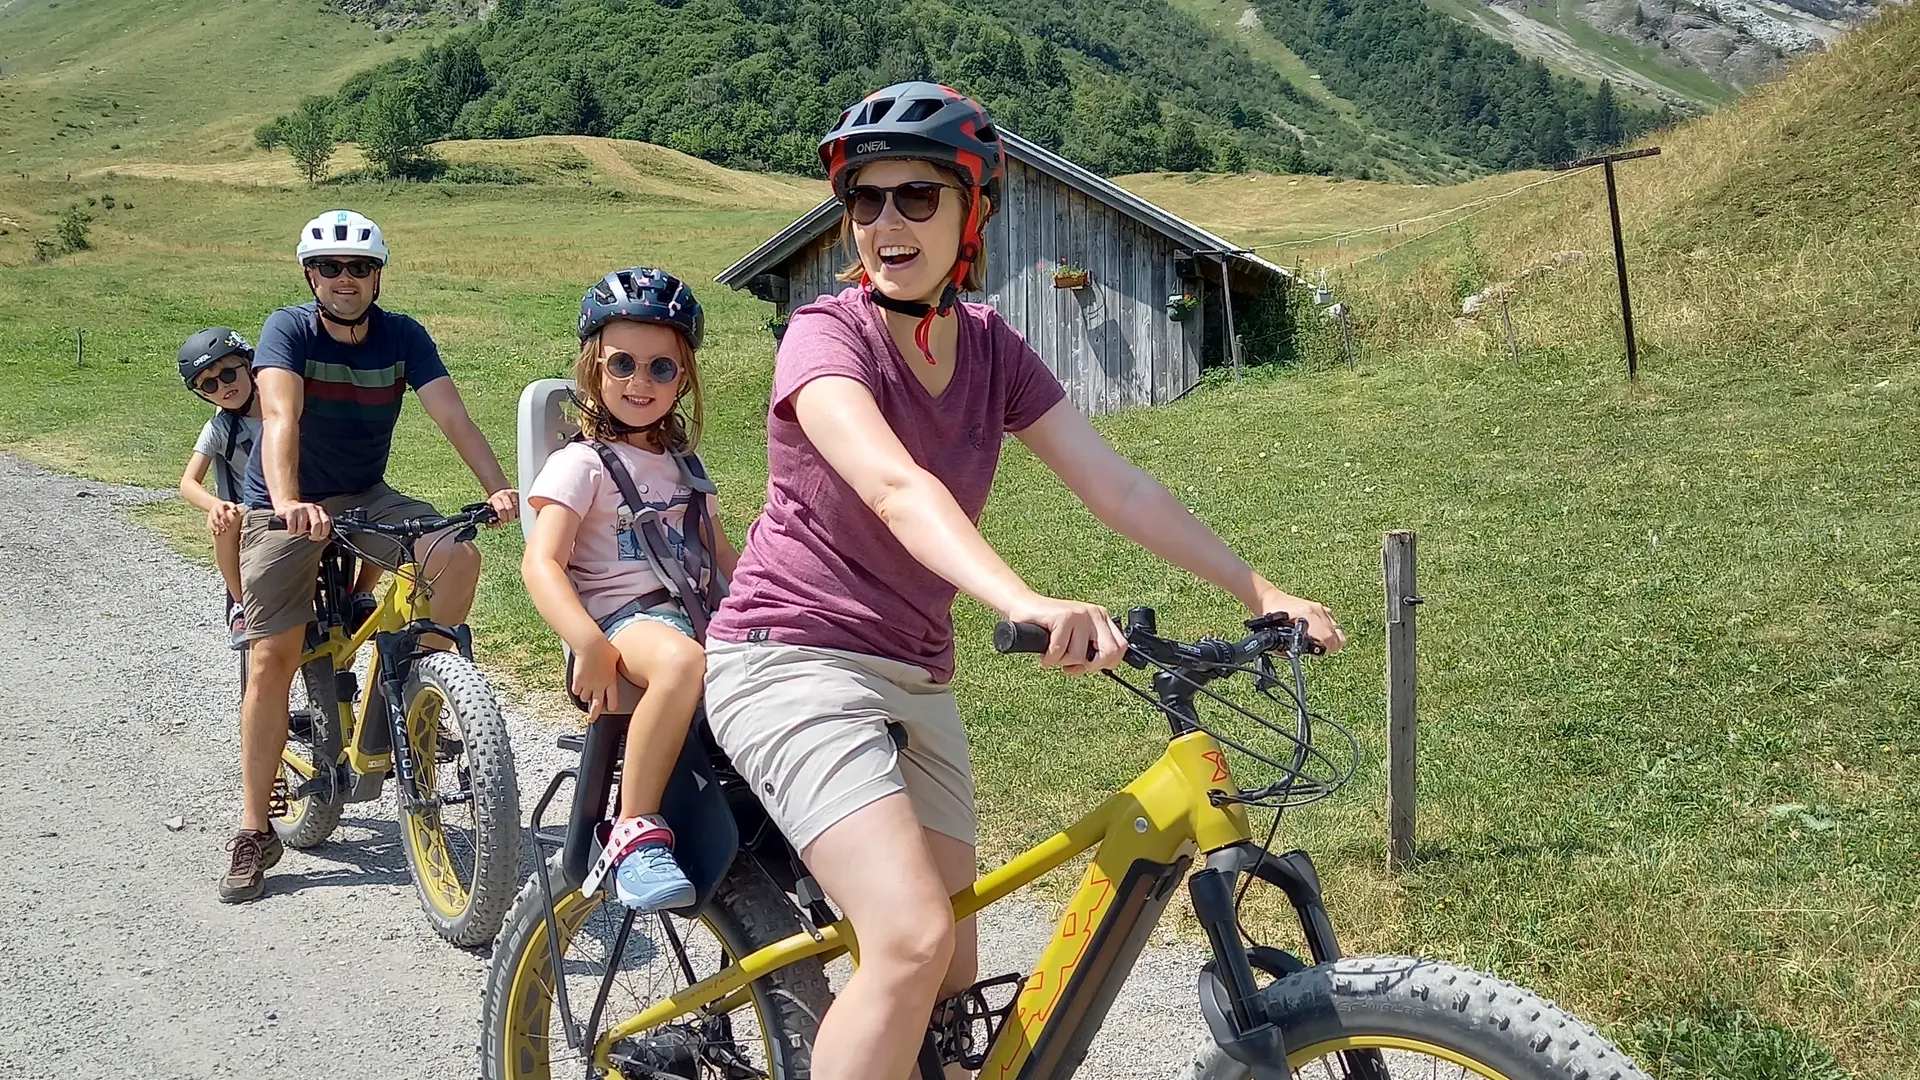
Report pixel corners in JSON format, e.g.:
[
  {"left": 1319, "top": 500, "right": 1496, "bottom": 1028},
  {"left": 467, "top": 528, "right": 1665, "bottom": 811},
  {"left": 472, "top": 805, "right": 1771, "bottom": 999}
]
[
  {"left": 306, "top": 258, "right": 381, "bottom": 279},
  {"left": 843, "top": 181, "right": 958, "bottom": 226},
  {"left": 604, "top": 351, "right": 680, "bottom": 385},
  {"left": 194, "top": 364, "right": 246, "bottom": 396}
]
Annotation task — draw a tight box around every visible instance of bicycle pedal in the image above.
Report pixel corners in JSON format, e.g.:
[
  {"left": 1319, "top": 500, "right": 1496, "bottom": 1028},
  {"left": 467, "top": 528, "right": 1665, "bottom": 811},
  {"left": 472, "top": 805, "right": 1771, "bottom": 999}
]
[{"left": 268, "top": 777, "right": 291, "bottom": 820}]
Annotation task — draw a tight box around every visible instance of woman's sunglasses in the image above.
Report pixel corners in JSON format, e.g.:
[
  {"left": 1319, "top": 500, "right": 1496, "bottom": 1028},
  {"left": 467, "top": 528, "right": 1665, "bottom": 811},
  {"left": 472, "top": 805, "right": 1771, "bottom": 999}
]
[
  {"left": 844, "top": 181, "right": 956, "bottom": 226},
  {"left": 605, "top": 351, "right": 680, "bottom": 385},
  {"left": 194, "top": 364, "right": 246, "bottom": 396},
  {"left": 306, "top": 258, "right": 380, "bottom": 279}
]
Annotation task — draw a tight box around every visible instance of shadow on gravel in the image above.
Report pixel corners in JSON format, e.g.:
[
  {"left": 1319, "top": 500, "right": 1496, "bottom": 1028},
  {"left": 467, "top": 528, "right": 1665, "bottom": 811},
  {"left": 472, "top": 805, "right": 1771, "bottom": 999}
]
[{"left": 267, "top": 815, "right": 414, "bottom": 895}]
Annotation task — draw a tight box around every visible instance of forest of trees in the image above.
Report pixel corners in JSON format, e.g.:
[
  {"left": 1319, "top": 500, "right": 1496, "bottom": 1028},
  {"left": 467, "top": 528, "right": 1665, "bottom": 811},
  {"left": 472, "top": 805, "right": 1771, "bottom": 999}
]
[
  {"left": 276, "top": 0, "right": 1651, "bottom": 182},
  {"left": 1250, "top": 0, "right": 1659, "bottom": 169}
]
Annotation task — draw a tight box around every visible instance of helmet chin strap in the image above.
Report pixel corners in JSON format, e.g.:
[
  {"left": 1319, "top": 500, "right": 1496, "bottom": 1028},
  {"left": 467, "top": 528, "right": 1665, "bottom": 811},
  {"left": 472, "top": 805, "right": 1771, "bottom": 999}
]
[
  {"left": 569, "top": 387, "right": 685, "bottom": 443},
  {"left": 309, "top": 274, "right": 381, "bottom": 330},
  {"left": 866, "top": 190, "right": 984, "bottom": 366}
]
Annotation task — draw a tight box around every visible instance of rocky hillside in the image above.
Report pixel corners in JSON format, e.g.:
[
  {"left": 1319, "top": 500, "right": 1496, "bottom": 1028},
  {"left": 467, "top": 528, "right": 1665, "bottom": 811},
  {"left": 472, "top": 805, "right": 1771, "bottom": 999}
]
[{"left": 1470, "top": 0, "right": 1898, "bottom": 101}]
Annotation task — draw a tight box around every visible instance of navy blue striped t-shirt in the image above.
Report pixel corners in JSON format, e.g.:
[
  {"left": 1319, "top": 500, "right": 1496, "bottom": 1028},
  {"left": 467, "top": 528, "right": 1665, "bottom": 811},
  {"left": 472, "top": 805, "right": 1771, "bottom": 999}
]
[{"left": 241, "top": 302, "right": 450, "bottom": 508}]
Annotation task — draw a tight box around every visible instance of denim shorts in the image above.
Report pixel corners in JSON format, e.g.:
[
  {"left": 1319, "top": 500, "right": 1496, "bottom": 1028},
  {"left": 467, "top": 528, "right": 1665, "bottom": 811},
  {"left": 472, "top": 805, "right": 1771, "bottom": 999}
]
[{"left": 596, "top": 597, "right": 695, "bottom": 641}]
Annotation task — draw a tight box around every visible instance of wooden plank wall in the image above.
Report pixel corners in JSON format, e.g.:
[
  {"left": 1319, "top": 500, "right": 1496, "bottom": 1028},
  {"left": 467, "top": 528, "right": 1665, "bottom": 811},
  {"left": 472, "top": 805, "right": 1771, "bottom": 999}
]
[{"left": 772, "top": 158, "right": 1205, "bottom": 415}]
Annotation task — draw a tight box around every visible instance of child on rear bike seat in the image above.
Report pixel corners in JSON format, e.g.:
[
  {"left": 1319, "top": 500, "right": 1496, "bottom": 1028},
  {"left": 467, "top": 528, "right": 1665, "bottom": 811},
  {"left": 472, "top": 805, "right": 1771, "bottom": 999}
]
[
  {"left": 175, "top": 327, "right": 262, "bottom": 650},
  {"left": 522, "top": 267, "right": 740, "bottom": 912}
]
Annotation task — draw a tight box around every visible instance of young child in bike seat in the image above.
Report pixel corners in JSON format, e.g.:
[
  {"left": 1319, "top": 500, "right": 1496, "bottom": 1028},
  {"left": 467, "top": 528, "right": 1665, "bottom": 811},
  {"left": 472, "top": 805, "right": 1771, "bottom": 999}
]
[
  {"left": 175, "top": 327, "right": 262, "bottom": 650},
  {"left": 522, "top": 268, "right": 739, "bottom": 912}
]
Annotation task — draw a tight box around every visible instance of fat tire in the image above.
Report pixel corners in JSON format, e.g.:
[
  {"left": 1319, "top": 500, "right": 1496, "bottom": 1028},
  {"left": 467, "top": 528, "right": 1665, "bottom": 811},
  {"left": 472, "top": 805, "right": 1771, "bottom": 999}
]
[
  {"left": 271, "top": 657, "right": 344, "bottom": 850},
  {"left": 1262, "top": 955, "right": 1652, "bottom": 1080},
  {"left": 400, "top": 650, "right": 522, "bottom": 947},
  {"left": 480, "top": 856, "right": 831, "bottom": 1080}
]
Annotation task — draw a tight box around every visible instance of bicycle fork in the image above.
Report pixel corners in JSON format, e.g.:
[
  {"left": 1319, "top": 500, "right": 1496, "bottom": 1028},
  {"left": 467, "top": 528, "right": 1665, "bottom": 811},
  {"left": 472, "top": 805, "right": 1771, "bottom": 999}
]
[
  {"left": 376, "top": 624, "right": 473, "bottom": 813},
  {"left": 1192, "top": 844, "right": 1386, "bottom": 1080}
]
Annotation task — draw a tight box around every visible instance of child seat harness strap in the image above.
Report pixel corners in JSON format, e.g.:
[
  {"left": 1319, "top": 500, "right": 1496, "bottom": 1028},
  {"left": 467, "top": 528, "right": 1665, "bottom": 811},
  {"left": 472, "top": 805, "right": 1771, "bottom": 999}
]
[
  {"left": 584, "top": 439, "right": 727, "bottom": 640},
  {"left": 209, "top": 410, "right": 243, "bottom": 504}
]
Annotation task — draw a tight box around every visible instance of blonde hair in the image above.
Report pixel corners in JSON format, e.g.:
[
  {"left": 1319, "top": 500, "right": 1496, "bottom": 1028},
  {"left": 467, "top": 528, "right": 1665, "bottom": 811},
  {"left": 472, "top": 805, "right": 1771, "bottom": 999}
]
[
  {"left": 836, "top": 163, "right": 991, "bottom": 292},
  {"left": 572, "top": 327, "right": 703, "bottom": 451}
]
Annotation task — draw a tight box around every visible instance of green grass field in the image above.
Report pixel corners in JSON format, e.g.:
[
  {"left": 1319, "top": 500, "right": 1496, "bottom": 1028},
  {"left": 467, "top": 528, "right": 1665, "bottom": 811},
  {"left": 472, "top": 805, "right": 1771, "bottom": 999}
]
[{"left": 4, "top": 0, "right": 1919, "bottom": 1075}]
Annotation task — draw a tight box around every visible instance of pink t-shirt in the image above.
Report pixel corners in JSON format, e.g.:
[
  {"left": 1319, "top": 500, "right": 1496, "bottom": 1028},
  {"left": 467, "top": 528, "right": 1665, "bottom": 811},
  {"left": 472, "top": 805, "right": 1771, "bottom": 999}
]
[
  {"left": 527, "top": 439, "right": 696, "bottom": 622},
  {"left": 708, "top": 287, "right": 1067, "bottom": 683}
]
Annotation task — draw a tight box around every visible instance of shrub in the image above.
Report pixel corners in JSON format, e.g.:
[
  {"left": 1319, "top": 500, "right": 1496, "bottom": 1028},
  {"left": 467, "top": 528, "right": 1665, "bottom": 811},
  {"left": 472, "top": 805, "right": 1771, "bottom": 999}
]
[
  {"left": 100, "top": 194, "right": 115, "bottom": 209},
  {"left": 254, "top": 118, "right": 285, "bottom": 150},
  {"left": 439, "top": 161, "right": 532, "bottom": 185},
  {"left": 57, "top": 205, "right": 92, "bottom": 252}
]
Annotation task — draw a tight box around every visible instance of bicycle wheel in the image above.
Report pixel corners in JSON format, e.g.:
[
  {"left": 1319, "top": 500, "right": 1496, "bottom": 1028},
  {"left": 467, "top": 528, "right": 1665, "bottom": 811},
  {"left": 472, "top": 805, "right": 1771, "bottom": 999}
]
[
  {"left": 1255, "top": 956, "right": 1652, "bottom": 1080},
  {"left": 481, "top": 856, "right": 831, "bottom": 1080},
  {"left": 272, "top": 657, "right": 345, "bottom": 850},
  {"left": 397, "top": 650, "right": 522, "bottom": 947}
]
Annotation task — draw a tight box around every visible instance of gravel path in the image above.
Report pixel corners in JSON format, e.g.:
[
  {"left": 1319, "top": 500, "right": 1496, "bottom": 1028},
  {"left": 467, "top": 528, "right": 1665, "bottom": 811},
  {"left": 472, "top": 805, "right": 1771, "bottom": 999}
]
[{"left": 0, "top": 453, "right": 1225, "bottom": 1079}]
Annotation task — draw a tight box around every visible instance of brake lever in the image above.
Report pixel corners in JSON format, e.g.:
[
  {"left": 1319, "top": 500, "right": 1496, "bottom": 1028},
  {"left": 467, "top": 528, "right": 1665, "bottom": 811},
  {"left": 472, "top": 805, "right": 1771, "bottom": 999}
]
[{"left": 1252, "top": 653, "right": 1282, "bottom": 693}]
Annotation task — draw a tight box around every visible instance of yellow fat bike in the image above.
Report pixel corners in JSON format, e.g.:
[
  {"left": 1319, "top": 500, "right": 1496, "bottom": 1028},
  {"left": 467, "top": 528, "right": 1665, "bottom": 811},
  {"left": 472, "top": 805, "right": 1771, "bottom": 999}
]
[
  {"left": 480, "top": 608, "right": 1652, "bottom": 1080},
  {"left": 267, "top": 503, "right": 523, "bottom": 948}
]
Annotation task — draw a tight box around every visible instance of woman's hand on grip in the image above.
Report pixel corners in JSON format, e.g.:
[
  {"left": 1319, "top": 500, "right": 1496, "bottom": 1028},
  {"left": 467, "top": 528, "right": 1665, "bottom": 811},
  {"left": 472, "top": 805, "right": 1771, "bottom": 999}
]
[{"left": 1005, "top": 595, "right": 1128, "bottom": 674}]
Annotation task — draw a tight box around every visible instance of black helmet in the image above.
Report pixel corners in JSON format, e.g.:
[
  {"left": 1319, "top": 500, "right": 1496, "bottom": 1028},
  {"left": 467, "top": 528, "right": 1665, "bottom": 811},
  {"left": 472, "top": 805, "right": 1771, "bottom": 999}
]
[
  {"left": 177, "top": 327, "right": 254, "bottom": 385},
  {"left": 818, "top": 82, "right": 1004, "bottom": 203},
  {"left": 578, "top": 267, "right": 704, "bottom": 350}
]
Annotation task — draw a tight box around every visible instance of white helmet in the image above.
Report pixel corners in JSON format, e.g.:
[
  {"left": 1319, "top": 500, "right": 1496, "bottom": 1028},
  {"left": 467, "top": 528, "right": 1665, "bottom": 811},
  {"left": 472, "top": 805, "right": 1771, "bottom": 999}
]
[{"left": 295, "top": 209, "right": 389, "bottom": 265}]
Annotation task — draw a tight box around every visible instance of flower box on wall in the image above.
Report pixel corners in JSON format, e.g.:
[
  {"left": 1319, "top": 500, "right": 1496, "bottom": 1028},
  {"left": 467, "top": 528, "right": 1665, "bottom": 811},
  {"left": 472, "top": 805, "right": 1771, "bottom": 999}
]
[
  {"left": 1165, "top": 292, "right": 1198, "bottom": 321},
  {"left": 1052, "top": 262, "right": 1091, "bottom": 290}
]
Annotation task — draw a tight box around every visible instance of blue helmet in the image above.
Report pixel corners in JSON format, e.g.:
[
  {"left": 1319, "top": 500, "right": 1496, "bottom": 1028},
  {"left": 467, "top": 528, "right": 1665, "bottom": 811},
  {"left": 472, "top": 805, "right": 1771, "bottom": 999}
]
[{"left": 578, "top": 267, "right": 704, "bottom": 350}]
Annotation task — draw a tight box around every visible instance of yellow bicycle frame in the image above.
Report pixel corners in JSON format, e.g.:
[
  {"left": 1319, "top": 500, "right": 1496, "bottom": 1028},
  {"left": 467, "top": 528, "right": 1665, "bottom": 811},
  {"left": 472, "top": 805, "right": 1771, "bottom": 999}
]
[
  {"left": 590, "top": 730, "right": 1254, "bottom": 1077},
  {"left": 281, "top": 563, "right": 435, "bottom": 782}
]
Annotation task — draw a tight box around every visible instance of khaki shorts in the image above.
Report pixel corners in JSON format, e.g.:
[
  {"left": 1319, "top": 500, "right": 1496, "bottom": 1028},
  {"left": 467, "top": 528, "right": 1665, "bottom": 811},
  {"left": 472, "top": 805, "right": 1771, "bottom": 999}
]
[
  {"left": 238, "top": 483, "right": 437, "bottom": 642},
  {"left": 704, "top": 640, "right": 975, "bottom": 853}
]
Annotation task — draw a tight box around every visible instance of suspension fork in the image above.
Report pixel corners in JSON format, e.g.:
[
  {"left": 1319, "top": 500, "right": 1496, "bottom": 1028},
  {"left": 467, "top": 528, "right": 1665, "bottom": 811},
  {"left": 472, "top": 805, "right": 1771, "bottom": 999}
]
[{"left": 1192, "top": 843, "right": 1370, "bottom": 1079}]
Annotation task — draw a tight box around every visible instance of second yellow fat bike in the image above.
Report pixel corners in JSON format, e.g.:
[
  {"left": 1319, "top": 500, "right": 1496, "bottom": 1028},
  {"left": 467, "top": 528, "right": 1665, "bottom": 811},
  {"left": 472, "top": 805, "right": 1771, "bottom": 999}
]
[
  {"left": 266, "top": 503, "right": 522, "bottom": 947},
  {"left": 481, "top": 608, "right": 1653, "bottom": 1080}
]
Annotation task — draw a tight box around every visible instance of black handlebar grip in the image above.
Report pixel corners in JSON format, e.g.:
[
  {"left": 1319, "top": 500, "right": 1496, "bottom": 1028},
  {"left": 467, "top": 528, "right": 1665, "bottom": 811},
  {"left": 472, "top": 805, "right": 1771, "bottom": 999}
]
[{"left": 993, "top": 621, "right": 1052, "bottom": 654}]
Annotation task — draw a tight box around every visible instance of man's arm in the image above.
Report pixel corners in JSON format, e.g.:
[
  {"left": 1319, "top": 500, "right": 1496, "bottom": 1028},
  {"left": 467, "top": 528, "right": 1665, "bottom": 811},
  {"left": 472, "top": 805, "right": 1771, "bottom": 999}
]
[
  {"left": 414, "top": 376, "right": 519, "bottom": 524},
  {"left": 257, "top": 367, "right": 331, "bottom": 541}
]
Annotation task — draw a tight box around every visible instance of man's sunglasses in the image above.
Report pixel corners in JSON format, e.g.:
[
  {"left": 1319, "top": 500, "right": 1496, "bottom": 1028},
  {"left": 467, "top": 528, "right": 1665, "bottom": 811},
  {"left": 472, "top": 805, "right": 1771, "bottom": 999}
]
[
  {"left": 194, "top": 364, "right": 245, "bottom": 396},
  {"left": 306, "top": 258, "right": 381, "bottom": 279},
  {"left": 844, "top": 182, "right": 957, "bottom": 226},
  {"left": 605, "top": 351, "right": 680, "bottom": 385}
]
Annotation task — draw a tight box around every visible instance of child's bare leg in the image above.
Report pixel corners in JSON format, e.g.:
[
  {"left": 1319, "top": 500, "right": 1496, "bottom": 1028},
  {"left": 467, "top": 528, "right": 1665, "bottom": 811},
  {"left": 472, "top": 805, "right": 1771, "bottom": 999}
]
[
  {"left": 213, "top": 528, "right": 243, "bottom": 603},
  {"left": 606, "top": 620, "right": 706, "bottom": 819},
  {"left": 351, "top": 560, "right": 383, "bottom": 596}
]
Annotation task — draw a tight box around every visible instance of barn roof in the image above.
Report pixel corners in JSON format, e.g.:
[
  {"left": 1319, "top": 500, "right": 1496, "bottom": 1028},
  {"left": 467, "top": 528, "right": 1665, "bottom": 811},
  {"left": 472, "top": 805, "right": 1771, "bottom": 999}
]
[{"left": 716, "top": 129, "right": 1286, "bottom": 289}]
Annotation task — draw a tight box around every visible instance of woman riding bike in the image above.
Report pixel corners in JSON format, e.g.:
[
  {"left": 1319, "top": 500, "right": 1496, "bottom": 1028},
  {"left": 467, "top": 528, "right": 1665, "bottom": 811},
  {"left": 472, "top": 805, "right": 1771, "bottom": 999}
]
[{"left": 703, "top": 82, "right": 1347, "bottom": 1080}]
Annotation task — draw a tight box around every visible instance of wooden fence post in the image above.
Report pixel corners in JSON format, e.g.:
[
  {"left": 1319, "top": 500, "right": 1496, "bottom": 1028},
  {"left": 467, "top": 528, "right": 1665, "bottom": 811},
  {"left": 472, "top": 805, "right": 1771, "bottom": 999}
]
[
  {"left": 1500, "top": 297, "right": 1519, "bottom": 364},
  {"left": 75, "top": 327, "right": 85, "bottom": 367},
  {"left": 1384, "top": 530, "right": 1420, "bottom": 871}
]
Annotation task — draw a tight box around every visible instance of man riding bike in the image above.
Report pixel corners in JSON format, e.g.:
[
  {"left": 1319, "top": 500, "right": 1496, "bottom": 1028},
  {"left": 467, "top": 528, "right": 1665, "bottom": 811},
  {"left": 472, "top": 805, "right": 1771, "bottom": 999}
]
[{"left": 222, "top": 209, "right": 520, "bottom": 903}]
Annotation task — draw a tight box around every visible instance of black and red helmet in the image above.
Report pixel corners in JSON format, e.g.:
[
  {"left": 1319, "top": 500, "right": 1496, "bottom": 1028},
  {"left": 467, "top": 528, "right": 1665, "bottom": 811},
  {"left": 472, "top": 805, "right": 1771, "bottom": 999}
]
[{"left": 818, "top": 82, "right": 1004, "bottom": 204}]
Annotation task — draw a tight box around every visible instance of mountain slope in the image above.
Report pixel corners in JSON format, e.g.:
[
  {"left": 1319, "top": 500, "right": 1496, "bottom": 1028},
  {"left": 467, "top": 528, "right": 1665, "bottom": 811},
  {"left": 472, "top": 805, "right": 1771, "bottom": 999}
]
[
  {"left": 0, "top": 0, "right": 434, "bottom": 172},
  {"left": 293, "top": 0, "right": 1659, "bottom": 183}
]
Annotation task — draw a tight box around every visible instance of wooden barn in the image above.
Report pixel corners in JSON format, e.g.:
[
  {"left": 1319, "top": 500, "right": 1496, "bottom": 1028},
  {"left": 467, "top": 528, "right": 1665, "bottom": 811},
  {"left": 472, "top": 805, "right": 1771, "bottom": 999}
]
[{"left": 715, "top": 131, "right": 1289, "bottom": 416}]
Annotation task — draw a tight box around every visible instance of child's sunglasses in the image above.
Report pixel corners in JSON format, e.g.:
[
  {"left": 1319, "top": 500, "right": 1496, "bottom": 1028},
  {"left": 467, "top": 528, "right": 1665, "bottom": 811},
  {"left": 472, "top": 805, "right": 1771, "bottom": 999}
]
[
  {"left": 194, "top": 364, "right": 245, "bottom": 396},
  {"left": 605, "top": 351, "right": 680, "bottom": 385},
  {"left": 306, "top": 258, "right": 381, "bottom": 279},
  {"left": 844, "top": 181, "right": 956, "bottom": 226}
]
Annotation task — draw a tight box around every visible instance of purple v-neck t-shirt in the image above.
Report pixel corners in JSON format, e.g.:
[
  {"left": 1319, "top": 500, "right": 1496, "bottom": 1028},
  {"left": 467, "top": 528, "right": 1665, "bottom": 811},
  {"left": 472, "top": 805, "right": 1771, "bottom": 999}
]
[{"left": 708, "top": 287, "right": 1066, "bottom": 683}]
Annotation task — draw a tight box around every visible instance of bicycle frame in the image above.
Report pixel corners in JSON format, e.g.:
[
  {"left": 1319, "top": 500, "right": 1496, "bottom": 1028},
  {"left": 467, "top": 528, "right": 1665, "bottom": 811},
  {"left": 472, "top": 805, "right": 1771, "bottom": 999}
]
[
  {"left": 281, "top": 555, "right": 468, "bottom": 804},
  {"left": 587, "top": 730, "right": 1254, "bottom": 1076}
]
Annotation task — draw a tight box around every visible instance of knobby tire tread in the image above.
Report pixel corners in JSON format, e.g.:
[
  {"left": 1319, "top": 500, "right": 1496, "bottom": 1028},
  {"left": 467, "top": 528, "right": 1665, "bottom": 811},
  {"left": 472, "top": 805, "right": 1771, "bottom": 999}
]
[
  {"left": 1264, "top": 955, "right": 1653, "bottom": 1080},
  {"left": 402, "top": 650, "right": 522, "bottom": 947},
  {"left": 271, "top": 657, "right": 344, "bottom": 850}
]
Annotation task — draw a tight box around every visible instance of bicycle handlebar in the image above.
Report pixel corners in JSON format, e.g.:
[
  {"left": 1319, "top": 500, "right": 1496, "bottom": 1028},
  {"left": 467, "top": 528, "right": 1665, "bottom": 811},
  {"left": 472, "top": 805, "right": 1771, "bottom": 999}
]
[
  {"left": 264, "top": 502, "right": 499, "bottom": 539},
  {"left": 993, "top": 609, "right": 1320, "bottom": 667}
]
